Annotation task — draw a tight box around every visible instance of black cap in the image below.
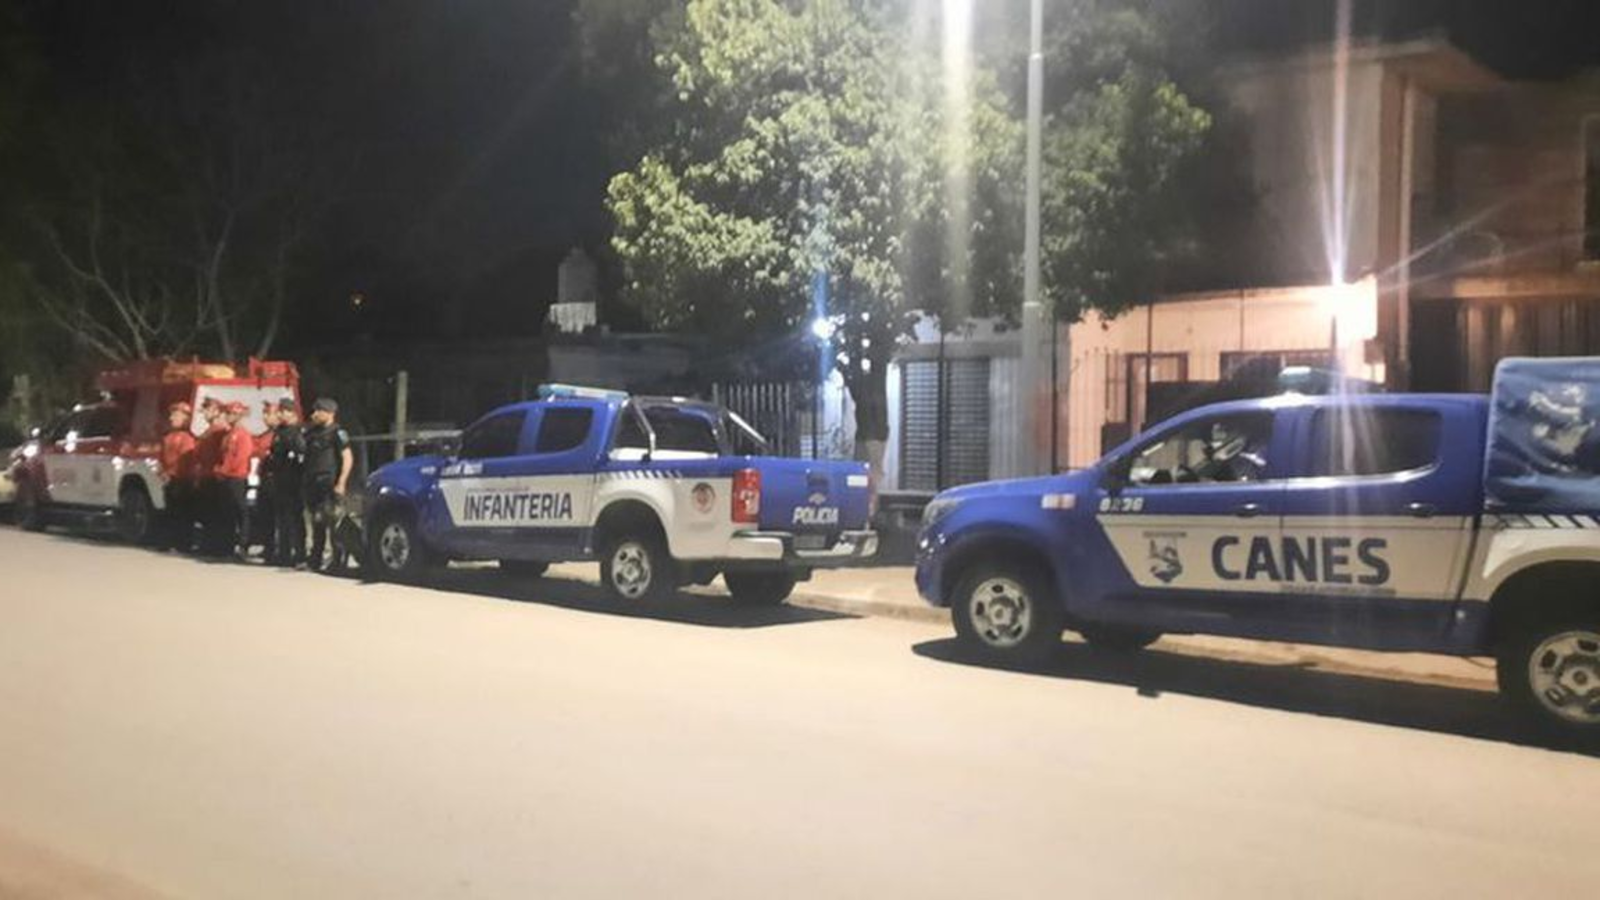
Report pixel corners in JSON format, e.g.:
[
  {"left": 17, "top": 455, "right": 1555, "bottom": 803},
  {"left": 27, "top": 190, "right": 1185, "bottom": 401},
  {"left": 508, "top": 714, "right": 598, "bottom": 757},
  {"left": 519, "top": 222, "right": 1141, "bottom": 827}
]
[
  {"left": 278, "top": 398, "right": 298, "bottom": 413},
  {"left": 313, "top": 397, "right": 338, "bottom": 414}
]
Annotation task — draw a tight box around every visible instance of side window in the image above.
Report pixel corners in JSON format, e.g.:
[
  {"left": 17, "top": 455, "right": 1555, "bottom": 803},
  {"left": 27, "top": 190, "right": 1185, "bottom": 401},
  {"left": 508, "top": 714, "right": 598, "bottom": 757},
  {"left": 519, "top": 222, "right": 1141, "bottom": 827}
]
[
  {"left": 88, "top": 407, "right": 127, "bottom": 438},
  {"left": 534, "top": 407, "right": 594, "bottom": 454},
  {"left": 1308, "top": 408, "right": 1440, "bottom": 478},
  {"left": 460, "top": 411, "right": 526, "bottom": 460},
  {"left": 63, "top": 407, "right": 124, "bottom": 440},
  {"left": 55, "top": 411, "right": 91, "bottom": 443},
  {"left": 1126, "top": 413, "right": 1274, "bottom": 487}
]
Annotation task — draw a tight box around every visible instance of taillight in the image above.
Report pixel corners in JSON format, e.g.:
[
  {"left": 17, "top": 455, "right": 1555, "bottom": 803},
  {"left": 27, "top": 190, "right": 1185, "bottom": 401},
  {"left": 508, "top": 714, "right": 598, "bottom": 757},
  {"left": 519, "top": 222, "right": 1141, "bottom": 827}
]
[{"left": 732, "top": 468, "right": 761, "bottom": 524}]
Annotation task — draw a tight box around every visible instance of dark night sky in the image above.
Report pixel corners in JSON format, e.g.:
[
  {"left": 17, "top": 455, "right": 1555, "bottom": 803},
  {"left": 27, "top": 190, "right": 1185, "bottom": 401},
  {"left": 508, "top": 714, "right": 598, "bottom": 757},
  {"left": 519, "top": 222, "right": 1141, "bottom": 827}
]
[{"left": 13, "top": 0, "right": 1600, "bottom": 350}]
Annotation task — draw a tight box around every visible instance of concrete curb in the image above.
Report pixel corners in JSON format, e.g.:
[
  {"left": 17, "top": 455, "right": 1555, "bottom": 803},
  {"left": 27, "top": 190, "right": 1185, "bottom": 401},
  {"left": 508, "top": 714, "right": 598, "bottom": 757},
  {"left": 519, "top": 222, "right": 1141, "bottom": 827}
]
[{"left": 784, "top": 589, "right": 1498, "bottom": 693}]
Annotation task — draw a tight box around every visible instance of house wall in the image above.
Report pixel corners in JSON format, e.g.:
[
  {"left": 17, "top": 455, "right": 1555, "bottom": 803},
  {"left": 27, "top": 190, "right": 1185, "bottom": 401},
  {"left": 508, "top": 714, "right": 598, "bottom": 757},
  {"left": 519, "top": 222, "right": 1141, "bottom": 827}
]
[
  {"left": 1225, "top": 54, "right": 1388, "bottom": 285},
  {"left": 1060, "top": 282, "right": 1379, "bottom": 469},
  {"left": 1432, "top": 82, "right": 1600, "bottom": 275}
]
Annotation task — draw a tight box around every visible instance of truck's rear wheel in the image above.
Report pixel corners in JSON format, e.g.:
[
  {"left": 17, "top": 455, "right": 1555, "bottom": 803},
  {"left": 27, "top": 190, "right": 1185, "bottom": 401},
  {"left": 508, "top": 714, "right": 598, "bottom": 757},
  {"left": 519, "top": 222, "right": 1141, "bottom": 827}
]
[
  {"left": 15, "top": 479, "right": 44, "bottom": 532},
  {"left": 725, "top": 571, "right": 797, "bottom": 606},
  {"left": 368, "top": 512, "right": 434, "bottom": 583},
  {"left": 1498, "top": 612, "right": 1600, "bottom": 742},
  {"left": 951, "top": 560, "right": 1064, "bottom": 664},
  {"left": 116, "top": 484, "right": 156, "bottom": 545},
  {"left": 600, "top": 530, "right": 672, "bottom": 603}
]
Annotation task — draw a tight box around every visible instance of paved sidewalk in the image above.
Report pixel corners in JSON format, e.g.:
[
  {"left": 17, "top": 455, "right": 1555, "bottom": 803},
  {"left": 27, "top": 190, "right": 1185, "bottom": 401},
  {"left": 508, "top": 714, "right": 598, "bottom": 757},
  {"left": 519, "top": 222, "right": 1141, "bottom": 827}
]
[{"left": 548, "top": 562, "right": 1499, "bottom": 692}]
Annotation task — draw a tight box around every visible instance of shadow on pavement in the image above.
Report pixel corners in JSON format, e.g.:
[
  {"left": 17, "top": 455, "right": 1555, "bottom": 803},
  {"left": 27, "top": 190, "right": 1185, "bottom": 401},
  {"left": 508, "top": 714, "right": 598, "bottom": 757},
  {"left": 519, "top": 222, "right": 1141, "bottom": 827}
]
[
  {"left": 912, "top": 638, "right": 1600, "bottom": 758},
  {"left": 364, "top": 567, "right": 859, "bottom": 630},
  {"left": 29, "top": 528, "right": 853, "bottom": 629}
]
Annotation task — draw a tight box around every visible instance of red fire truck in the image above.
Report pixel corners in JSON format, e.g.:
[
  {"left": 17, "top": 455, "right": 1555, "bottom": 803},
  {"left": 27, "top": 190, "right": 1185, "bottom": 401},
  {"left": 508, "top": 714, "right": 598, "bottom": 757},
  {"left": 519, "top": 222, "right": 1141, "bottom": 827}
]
[{"left": 11, "top": 358, "right": 301, "bottom": 541}]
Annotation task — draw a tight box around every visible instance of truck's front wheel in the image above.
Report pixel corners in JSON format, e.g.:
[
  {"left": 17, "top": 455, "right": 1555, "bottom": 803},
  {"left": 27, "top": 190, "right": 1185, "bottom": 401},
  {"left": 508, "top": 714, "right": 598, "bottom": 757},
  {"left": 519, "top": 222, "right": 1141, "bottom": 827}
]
[
  {"left": 725, "top": 571, "right": 797, "bottom": 606},
  {"left": 600, "top": 530, "right": 673, "bottom": 603},
  {"left": 1498, "top": 612, "right": 1600, "bottom": 743},
  {"left": 951, "top": 561, "right": 1064, "bottom": 664},
  {"left": 368, "top": 512, "right": 435, "bottom": 584}
]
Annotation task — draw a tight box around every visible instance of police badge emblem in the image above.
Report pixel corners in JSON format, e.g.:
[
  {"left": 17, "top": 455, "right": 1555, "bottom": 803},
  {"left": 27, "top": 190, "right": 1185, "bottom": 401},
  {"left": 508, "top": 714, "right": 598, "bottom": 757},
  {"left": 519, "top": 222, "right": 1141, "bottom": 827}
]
[{"left": 1148, "top": 537, "right": 1183, "bottom": 584}]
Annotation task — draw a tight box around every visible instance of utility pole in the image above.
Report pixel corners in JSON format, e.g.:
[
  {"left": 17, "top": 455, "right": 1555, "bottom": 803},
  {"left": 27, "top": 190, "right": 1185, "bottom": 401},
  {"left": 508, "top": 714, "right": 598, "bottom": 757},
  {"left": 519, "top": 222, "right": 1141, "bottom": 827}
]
[
  {"left": 393, "top": 370, "right": 410, "bottom": 462},
  {"left": 1019, "top": 0, "right": 1050, "bottom": 475}
]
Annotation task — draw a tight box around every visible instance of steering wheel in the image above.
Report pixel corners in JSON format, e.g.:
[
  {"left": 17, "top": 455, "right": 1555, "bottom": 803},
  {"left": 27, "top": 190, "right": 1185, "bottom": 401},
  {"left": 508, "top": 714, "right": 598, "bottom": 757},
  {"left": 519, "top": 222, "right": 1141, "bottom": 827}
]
[{"left": 1210, "top": 434, "right": 1248, "bottom": 464}]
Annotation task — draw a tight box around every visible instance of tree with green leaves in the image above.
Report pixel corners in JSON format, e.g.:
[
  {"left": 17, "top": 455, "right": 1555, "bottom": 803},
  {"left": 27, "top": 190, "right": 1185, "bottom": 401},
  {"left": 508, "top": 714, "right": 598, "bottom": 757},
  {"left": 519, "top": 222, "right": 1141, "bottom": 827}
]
[{"left": 605, "top": 0, "right": 1022, "bottom": 470}]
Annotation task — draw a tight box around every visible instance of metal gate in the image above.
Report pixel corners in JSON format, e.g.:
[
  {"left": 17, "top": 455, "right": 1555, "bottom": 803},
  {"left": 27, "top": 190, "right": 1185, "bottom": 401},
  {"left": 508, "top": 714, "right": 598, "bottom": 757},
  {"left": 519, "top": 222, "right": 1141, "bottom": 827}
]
[
  {"left": 900, "top": 358, "right": 990, "bottom": 491},
  {"left": 711, "top": 381, "right": 809, "bottom": 458}
]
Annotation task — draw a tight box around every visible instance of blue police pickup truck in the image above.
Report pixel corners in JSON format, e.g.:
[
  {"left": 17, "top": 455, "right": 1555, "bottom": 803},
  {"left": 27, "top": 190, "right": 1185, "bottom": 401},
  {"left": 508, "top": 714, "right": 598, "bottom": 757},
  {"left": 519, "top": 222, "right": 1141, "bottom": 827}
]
[
  {"left": 917, "top": 357, "right": 1600, "bottom": 739},
  {"left": 364, "top": 386, "right": 877, "bottom": 606}
]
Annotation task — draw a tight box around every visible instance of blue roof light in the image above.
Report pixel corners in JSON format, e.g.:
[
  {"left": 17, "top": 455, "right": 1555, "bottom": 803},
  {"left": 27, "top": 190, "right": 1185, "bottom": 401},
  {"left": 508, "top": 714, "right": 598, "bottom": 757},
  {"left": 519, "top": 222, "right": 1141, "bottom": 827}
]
[{"left": 537, "top": 383, "right": 630, "bottom": 401}]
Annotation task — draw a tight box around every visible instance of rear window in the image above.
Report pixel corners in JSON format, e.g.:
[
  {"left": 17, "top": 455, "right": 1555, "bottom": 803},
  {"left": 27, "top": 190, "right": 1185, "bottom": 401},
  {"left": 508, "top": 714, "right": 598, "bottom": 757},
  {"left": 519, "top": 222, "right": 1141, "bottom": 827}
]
[
  {"left": 1307, "top": 408, "right": 1440, "bottom": 478},
  {"left": 535, "top": 407, "right": 594, "bottom": 454},
  {"left": 615, "top": 406, "right": 721, "bottom": 455}
]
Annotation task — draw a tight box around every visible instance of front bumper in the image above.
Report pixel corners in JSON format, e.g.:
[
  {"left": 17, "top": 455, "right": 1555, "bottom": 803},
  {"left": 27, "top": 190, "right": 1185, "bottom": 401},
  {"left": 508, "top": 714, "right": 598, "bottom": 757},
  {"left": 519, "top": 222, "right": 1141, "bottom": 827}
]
[{"left": 720, "top": 530, "right": 879, "bottom": 566}]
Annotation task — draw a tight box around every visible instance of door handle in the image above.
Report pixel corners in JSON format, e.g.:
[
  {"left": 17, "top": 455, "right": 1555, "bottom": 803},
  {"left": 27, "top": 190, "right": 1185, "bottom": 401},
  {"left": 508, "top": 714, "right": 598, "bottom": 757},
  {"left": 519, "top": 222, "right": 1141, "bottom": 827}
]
[
  {"left": 1406, "top": 502, "right": 1437, "bottom": 518},
  {"left": 1234, "top": 503, "right": 1264, "bottom": 519}
]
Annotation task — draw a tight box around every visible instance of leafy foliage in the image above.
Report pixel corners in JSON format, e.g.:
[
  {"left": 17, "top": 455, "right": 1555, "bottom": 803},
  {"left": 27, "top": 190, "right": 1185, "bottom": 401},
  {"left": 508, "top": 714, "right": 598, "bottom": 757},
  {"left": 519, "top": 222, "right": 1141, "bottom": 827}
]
[{"left": 605, "top": 0, "right": 1022, "bottom": 446}]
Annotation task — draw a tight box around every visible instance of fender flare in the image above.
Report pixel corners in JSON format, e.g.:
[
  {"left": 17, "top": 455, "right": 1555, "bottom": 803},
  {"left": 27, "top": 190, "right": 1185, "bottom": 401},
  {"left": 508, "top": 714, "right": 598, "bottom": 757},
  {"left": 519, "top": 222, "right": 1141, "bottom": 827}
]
[{"left": 936, "top": 524, "right": 1069, "bottom": 609}]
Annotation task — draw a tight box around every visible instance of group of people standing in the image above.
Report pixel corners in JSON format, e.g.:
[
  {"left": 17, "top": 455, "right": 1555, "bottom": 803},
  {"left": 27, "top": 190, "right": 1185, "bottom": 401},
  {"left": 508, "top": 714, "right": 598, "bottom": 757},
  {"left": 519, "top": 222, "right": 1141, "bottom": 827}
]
[{"left": 157, "top": 395, "right": 353, "bottom": 569}]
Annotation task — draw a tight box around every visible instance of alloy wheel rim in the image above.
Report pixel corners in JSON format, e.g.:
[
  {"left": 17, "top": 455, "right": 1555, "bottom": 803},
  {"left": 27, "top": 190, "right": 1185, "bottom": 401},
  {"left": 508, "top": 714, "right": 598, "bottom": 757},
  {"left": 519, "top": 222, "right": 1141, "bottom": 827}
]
[
  {"left": 379, "top": 523, "right": 411, "bottom": 571},
  {"left": 1528, "top": 630, "right": 1600, "bottom": 725},
  {"left": 611, "top": 542, "right": 652, "bottom": 599},
  {"left": 969, "top": 577, "right": 1032, "bottom": 648}
]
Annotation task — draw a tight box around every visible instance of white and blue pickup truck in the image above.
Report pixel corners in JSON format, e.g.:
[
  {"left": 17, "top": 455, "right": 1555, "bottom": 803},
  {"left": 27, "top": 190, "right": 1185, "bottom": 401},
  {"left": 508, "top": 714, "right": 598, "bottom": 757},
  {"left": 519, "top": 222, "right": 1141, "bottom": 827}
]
[
  {"left": 364, "top": 386, "right": 878, "bottom": 605},
  {"left": 916, "top": 358, "right": 1600, "bottom": 739}
]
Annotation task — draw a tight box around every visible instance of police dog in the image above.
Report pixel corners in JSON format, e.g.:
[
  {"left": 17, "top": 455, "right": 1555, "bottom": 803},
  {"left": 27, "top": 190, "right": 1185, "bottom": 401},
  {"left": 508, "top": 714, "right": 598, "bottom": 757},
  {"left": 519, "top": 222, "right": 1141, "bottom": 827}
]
[{"left": 329, "top": 509, "right": 366, "bottom": 572}]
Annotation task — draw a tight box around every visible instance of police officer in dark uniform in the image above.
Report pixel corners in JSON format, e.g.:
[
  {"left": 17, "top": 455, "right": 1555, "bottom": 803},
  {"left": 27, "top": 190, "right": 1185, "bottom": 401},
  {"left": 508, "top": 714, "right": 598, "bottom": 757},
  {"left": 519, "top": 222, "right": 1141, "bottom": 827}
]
[
  {"left": 268, "top": 398, "right": 308, "bottom": 567},
  {"left": 304, "top": 397, "right": 353, "bottom": 572}
]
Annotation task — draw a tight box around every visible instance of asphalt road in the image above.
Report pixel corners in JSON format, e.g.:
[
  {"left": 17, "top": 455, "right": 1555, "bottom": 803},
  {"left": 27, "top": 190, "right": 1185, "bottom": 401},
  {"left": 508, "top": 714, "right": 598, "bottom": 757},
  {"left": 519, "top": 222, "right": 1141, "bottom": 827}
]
[{"left": 2, "top": 528, "right": 1598, "bottom": 899}]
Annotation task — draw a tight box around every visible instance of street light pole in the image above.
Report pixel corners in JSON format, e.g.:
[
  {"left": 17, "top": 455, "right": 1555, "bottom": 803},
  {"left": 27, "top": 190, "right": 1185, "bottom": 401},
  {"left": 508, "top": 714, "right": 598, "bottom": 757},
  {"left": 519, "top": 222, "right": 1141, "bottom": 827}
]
[{"left": 1019, "top": 0, "right": 1049, "bottom": 475}]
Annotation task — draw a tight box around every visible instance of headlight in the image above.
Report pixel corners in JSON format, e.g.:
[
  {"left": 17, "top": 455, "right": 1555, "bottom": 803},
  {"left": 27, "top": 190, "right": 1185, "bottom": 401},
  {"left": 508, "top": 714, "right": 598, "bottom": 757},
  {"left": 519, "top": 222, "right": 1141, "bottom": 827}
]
[{"left": 921, "top": 497, "right": 962, "bottom": 529}]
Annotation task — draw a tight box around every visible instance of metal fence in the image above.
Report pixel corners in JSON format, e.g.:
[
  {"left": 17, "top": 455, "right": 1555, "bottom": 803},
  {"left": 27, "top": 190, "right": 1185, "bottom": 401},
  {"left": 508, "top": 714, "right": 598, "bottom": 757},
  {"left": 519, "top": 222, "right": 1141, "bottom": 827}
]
[{"left": 711, "top": 381, "right": 811, "bottom": 458}]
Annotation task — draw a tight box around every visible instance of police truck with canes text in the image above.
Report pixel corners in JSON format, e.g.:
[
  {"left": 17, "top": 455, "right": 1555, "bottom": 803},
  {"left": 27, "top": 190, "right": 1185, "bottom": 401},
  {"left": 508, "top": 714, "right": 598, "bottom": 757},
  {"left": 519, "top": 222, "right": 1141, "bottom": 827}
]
[{"left": 916, "top": 357, "right": 1600, "bottom": 741}]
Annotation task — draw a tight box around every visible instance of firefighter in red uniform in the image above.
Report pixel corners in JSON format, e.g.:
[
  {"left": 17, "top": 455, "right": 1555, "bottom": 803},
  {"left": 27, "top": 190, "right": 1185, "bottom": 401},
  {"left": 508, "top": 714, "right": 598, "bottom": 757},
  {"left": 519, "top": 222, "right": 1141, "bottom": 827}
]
[
  {"left": 216, "top": 401, "right": 256, "bottom": 559},
  {"left": 194, "top": 397, "right": 229, "bottom": 555},
  {"left": 158, "top": 402, "right": 198, "bottom": 551}
]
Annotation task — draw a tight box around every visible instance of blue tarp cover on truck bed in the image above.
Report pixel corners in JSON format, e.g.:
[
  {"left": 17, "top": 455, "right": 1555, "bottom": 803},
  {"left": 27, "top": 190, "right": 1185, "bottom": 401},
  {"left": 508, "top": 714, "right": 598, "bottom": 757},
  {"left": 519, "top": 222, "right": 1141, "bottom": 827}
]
[{"left": 1485, "top": 356, "right": 1600, "bottom": 513}]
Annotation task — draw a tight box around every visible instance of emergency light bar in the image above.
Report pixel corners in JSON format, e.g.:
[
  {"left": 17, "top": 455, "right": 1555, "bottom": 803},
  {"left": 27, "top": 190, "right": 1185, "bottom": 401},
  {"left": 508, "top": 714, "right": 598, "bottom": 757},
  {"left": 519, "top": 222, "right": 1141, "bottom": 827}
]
[{"left": 537, "top": 383, "right": 630, "bottom": 401}]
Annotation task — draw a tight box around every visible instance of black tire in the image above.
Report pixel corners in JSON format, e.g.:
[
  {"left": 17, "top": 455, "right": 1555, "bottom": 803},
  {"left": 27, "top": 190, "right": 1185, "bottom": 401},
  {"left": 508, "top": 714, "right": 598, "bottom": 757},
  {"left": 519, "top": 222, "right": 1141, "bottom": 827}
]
[
  {"left": 725, "top": 571, "right": 797, "bottom": 606},
  {"left": 367, "top": 511, "right": 435, "bottom": 583},
  {"left": 1078, "top": 623, "right": 1163, "bottom": 652},
  {"left": 1497, "top": 611, "right": 1600, "bottom": 742},
  {"left": 499, "top": 559, "right": 549, "bottom": 578},
  {"left": 950, "top": 559, "right": 1065, "bottom": 664},
  {"left": 15, "top": 478, "right": 45, "bottom": 532},
  {"left": 115, "top": 483, "right": 156, "bottom": 545},
  {"left": 599, "top": 528, "right": 673, "bottom": 603}
]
